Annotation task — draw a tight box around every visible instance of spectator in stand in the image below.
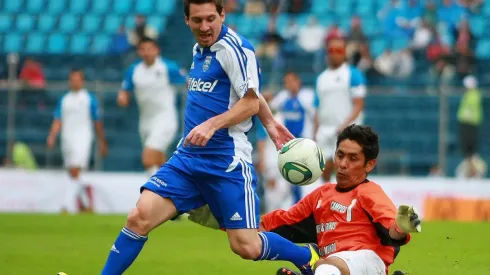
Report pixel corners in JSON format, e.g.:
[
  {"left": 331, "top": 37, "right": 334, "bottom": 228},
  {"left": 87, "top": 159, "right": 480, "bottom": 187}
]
[
  {"left": 346, "top": 16, "right": 367, "bottom": 65},
  {"left": 411, "top": 19, "right": 433, "bottom": 57},
  {"left": 453, "top": 18, "right": 476, "bottom": 80},
  {"left": 281, "top": 18, "right": 299, "bottom": 54},
  {"left": 393, "top": 48, "right": 415, "bottom": 79},
  {"left": 108, "top": 25, "right": 132, "bottom": 55},
  {"left": 374, "top": 48, "right": 396, "bottom": 77},
  {"left": 128, "top": 15, "right": 158, "bottom": 47},
  {"left": 355, "top": 44, "right": 375, "bottom": 79},
  {"left": 378, "top": 0, "right": 410, "bottom": 38},
  {"left": 423, "top": 0, "right": 438, "bottom": 27},
  {"left": 297, "top": 16, "right": 326, "bottom": 53},
  {"left": 19, "top": 58, "right": 45, "bottom": 89}
]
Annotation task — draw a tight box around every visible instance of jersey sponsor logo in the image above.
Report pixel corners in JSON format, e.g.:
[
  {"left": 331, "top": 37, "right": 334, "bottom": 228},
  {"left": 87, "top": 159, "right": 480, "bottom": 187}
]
[
  {"left": 316, "top": 222, "right": 337, "bottom": 234},
  {"left": 319, "top": 242, "right": 337, "bottom": 257},
  {"left": 188, "top": 78, "right": 219, "bottom": 93},
  {"left": 203, "top": 56, "right": 212, "bottom": 72},
  {"left": 330, "top": 201, "right": 348, "bottom": 214},
  {"left": 149, "top": 176, "right": 167, "bottom": 188}
]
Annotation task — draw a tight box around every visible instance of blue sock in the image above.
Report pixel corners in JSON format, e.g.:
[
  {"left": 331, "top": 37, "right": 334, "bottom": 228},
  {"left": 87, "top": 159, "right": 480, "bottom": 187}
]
[
  {"left": 101, "top": 227, "right": 148, "bottom": 275},
  {"left": 255, "top": 232, "right": 311, "bottom": 268}
]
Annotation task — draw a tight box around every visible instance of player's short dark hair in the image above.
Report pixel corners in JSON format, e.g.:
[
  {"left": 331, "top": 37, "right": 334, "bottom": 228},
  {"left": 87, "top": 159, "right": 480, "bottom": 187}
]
[
  {"left": 69, "top": 68, "right": 84, "bottom": 78},
  {"left": 138, "top": 37, "right": 159, "bottom": 48},
  {"left": 337, "top": 124, "right": 379, "bottom": 163},
  {"left": 184, "top": 0, "right": 224, "bottom": 18}
]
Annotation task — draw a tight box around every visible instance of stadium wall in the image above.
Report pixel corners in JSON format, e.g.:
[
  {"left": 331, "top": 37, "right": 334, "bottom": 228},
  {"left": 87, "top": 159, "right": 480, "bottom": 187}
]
[{"left": 1, "top": 168, "right": 490, "bottom": 221}]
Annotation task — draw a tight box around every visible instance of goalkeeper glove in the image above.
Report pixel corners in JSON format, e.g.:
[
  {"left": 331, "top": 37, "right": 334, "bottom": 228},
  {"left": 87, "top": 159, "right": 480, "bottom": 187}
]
[
  {"left": 395, "top": 205, "right": 422, "bottom": 233},
  {"left": 187, "top": 204, "right": 220, "bottom": 230}
]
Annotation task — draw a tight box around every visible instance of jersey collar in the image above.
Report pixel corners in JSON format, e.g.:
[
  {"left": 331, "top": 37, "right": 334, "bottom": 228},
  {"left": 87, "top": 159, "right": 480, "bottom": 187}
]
[{"left": 335, "top": 178, "right": 369, "bottom": 193}]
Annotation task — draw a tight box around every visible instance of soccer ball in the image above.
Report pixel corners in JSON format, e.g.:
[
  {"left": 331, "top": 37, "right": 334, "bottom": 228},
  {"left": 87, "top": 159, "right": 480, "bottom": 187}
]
[{"left": 278, "top": 138, "right": 326, "bottom": 186}]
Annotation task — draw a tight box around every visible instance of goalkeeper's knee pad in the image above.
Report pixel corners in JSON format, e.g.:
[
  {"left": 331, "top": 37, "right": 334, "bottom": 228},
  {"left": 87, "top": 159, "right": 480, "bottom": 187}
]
[{"left": 315, "top": 264, "right": 341, "bottom": 275}]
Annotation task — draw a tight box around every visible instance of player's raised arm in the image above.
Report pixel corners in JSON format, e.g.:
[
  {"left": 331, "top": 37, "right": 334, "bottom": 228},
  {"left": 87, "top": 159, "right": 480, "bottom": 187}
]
[
  {"left": 47, "top": 98, "right": 63, "bottom": 149},
  {"left": 90, "top": 94, "right": 108, "bottom": 156},
  {"left": 358, "top": 184, "right": 421, "bottom": 246},
  {"left": 117, "top": 65, "right": 136, "bottom": 107}
]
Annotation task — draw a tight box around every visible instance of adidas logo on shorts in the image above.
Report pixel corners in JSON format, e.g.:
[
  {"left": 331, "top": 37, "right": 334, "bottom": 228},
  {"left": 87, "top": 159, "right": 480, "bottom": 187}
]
[{"left": 230, "top": 212, "right": 242, "bottom": 221}]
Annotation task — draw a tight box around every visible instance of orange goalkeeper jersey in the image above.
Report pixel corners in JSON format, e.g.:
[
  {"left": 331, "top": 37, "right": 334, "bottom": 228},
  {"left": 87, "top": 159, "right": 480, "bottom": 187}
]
[{"left": 261, "top": 179, "right": 411, "bottom": 268}]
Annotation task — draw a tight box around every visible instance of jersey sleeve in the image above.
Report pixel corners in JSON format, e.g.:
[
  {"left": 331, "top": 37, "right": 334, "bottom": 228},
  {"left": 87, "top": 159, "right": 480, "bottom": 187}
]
[
  {"left": 121, "top": 64, "right": 136, "bottom": 92},
  {"left": 298, "top": 88, "right": 317, "bottom": 119},
  {"left": 270, "top": 90, "right": 288, "bottom": 112},
  {"left": 163, "top": 58, "right": 187, "bottom": 85},
  {"left": 216, "top": 43, "right": 259, "bottom": 98},
  {"left": 89, "top": 93, "right": 101, "bottom": 121},
  {"left": 261, "top": 185, "right": 322, "bottom": 231},
  {"left": 53, "top": 96, "right": 63, "bottom": 119},
  {"left": 349, "top": 66, "right": 367, "bottom": 98},
  {"left": 358, "top": 183, "right": 411, "bottom": 246}
]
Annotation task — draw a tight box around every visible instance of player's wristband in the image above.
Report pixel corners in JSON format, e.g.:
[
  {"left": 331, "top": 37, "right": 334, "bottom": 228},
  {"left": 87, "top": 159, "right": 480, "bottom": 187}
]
[{"left": 394, "top": 223, "right": 405, "bottom": 234}]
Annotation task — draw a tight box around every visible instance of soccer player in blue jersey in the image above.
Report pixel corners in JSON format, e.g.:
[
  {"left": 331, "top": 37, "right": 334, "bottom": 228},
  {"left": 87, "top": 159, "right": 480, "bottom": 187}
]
[{"left": 99, "top": 1, "right": 319, "bottom": 274}]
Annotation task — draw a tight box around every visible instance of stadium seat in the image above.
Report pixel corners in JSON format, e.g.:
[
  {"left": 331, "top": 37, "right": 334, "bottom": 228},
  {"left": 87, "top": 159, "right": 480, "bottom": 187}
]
[
  {"left": 156, "top": 0, "right": 176, "bottom": 16},
  {"left": 4, "top": 33, "right": 23, "bottom": 53},
  {"left": 113, "top": 0, "right": 133, "bottom": 15},
  {"left": 0, "top": 14, "right": 12, "bottom": 33},
  {"left": 16, "top": 14, "right": 35, "bottom": 33},
  {"left": 47, "top": 33, "right": 67, "bottom": 53},
  {"left": 92, "top": 34, "right": 110, "bottom": 54},
  {"left": 469, "top": 16, "right": 485, "bottom": 38},
  {"left": 26, "top": 0, "right": 45, "bottom": 14},
  {"left": 147, "top": 16, "right": 166, "bottom": 33},
  {"left": 47, "top": 0, "right": 67, "bottom": 14},
  {"left": 82, "top": 15, "right": 101, "bottom": 34},
  {"left": 392, "top": 37, "right": 410, "bottom": 51},
  {"left": 370, "top": 38, "right": 388, "bottom": 57},
  {"left": 135, "top": 0, "right": 154, "bottom": 15},
  {"left": 356, "top": 0, "right": 375, "bottom": 16},
  {"left": 104, "top": 15, "right": 122, "bottom": 33},
  {"left": 333, "top": 0, "right": 352, "bottom": 16},
  {"left": 38, "top": 15, "right": 56, "bottom": 32},
  {"left": 25, "top": 33, "right": 46, "bottom": 54},
  {"left": 4, "top": 0, "right": 22, "bottom": 13},
  {"left": 70, "top": 0, "right": 89, "bottom": 14},
  {"left": 93, "top": 0, "right": 111, "bottom": 14},
  {"left": 70, "top": 34, "right": 90, "bottom": 54},
  {"left": 59, "top": 14, "right": 79, "bottom": 33},
  {"left": 311, "top": 0, "right": 328, "bottom": 14},
  {"left": 476, "top": 39, "right": 490, "bottom": 59}
]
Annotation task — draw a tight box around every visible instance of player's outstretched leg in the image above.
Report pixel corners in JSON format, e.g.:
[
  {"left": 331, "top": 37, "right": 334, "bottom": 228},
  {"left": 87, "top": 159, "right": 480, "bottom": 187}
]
[
  {"left": 227, "top": 229, "right": 319, "bottom": 275},
  {"left": 100, "top": 190, "right": 178, "bottom": 275}
]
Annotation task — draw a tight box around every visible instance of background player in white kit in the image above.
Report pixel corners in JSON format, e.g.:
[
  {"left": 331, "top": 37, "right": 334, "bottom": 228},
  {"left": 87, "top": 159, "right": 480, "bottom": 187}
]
[
  {"left": 117, "top": 38, "right": 186, "bottom": 176},
  {"left": 315, "top": 37, "right": 366, "bottom": 181},
  {"left": 47, "top": 69, "right": 108, "bottom": 213}
]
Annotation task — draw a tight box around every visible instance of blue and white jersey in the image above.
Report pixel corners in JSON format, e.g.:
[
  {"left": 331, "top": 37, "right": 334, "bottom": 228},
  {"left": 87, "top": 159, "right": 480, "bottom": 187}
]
[
  {"left": 270, "top": 88, "right": 316, "bottom": 139},
  {"left": 53, "top": 89, "right": 100, "bottom": 141},
  {"left": 178, "top": 25, "right": 261, "bottom": 163},
  {"left": 315, "top": 63, "right": 366, "bottom": 129},
  {"left": 122, "top": 56, "right": 186, "bottom": 122}
]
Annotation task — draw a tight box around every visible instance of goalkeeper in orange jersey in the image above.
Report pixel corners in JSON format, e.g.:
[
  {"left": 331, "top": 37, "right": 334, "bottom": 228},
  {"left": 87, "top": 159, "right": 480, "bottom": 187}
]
[{"left": 189, "top": 124, "right": 421, "bottom": 275}]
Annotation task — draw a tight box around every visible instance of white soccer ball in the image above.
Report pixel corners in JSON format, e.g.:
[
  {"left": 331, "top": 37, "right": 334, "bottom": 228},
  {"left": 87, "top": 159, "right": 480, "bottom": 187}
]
[{"left": 278, "top": 138, "right": 326, "bottom": 186}]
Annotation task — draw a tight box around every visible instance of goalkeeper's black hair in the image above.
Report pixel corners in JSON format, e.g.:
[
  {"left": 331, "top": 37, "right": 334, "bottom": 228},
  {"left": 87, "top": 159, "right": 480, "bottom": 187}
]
[
  {"left": 336, "top": 124, "right": 379, "bottom": 164},
  {"left": 184, "top": 0, "right": 224, "bottom": 18}
]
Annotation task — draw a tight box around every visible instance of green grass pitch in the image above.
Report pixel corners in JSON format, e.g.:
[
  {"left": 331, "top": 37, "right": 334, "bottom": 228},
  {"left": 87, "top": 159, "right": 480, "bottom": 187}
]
[{"left": 1, "top": 214, "right": 490, "bottom": 275}]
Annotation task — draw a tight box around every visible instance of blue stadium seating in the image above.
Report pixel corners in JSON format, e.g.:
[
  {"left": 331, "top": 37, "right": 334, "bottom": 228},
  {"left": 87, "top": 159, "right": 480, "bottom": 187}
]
[
  {"left": 4, "top": 33, "right": 22, "bottom": 53},
  {"left": 70, "top": 33, "right": 90, "bottom": 54},
  {"left": 476, "top": 39, "right": 490, "bottom": 59},
  {"left": 47, "top": 33, "right": 67, "bottom": 53},
  {"left": 70, "top": 0, "right": 89, "bottom": 14},
  {"left": 0, "top": 14, "right": 12, "bottom": 33},
  {"left": 82, "top": 14, "right": 101, "bottom": 33},
  {"left": 26, "top": 0, "right": 45, "bottom": 14},
  {"left": 59, "top": 14, "right": 79, "bottom": 33},
  {"left": 93, "top": 0, "right": 111, "bottom": 14},
  {"left": 92, "top": 34, "right": 111, "bottom": 54},
  {"left": 135, "top": 0, "right": 153, "bottom": 15},
  {"left": 104, "top": 15, "right": 122, "bottom": 33},
  {"left": 16, "top": 15, "right": 35, "bottom": 33},
  {"left": 25, "top": 32, "right": 46, "bottom": 54},
  {"left": 5, "top": 0, "right": 23, "bottom": 13},
  {"left": 47, "top": 0, "right": 67, "bottom": 14},
  {"left": 113, "top": 0, "right": 133, "bottom": 15},
  {"left": 156, "top": 0, "right": 176, "bottom": 16},
  {"left": 38, "top": 15, "right": 56, "bottom": 32}
]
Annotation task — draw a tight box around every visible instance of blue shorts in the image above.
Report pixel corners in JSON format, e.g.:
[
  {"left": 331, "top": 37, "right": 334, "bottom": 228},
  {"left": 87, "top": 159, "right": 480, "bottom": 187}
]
[{"left": 141, "top": 152, "right": 260, "bottom": 229}]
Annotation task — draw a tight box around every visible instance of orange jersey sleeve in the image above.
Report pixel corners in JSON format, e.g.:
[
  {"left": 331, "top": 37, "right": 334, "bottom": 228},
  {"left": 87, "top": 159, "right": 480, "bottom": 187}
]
[
  {"left": 261, "top": 185, "right": 329, "bottom": 244},
  {"left": 358, "top": 183, "right": 411, "bottom": 247}
]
